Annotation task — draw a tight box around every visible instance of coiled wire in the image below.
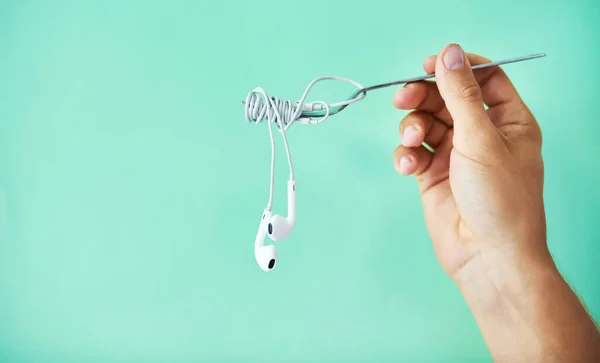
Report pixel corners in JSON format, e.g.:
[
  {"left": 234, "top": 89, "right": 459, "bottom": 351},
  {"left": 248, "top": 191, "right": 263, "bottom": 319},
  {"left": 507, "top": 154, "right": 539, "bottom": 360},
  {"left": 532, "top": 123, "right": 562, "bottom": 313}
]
[
  {"left": 244, "top": 76, "right": 366, "bottom": 132},
  {"left": 244, "top": 76, "right": 365, "bottom": 211},
  {"left": 244, "top": 94, "right": 304, "bottom": 130}
]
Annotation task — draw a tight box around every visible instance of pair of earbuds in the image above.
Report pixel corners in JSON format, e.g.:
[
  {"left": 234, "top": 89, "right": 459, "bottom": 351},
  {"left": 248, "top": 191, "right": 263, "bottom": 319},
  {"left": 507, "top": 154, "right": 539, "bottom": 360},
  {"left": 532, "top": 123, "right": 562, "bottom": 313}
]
[
  {"left": 254, "top": 180, "right": 296, "bottom": 271},
  {"left": 246, "top": 87, "right": 301, "bottom": 272},
  {"left": 245, "top": 78, "right": 365, "bottom": 271}
]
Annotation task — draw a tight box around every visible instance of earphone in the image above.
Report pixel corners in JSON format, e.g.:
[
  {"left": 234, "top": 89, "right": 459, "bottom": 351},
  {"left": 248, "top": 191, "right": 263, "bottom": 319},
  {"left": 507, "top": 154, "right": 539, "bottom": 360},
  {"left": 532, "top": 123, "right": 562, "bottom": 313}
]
[
  {"left": 246, "top": 78, "right": 365, "bottom": 271},
  {"left": 253, "top": 180, "right": 296, "bottom": 272},
  {"left": 244, "top": 53, "right": 546, "bottom": 271},
  {"left": 246, "top": 85, "right": 308, "bottom": 272},
  {"left": 254, "top": 209, "right": 276, "bottom": 271}
]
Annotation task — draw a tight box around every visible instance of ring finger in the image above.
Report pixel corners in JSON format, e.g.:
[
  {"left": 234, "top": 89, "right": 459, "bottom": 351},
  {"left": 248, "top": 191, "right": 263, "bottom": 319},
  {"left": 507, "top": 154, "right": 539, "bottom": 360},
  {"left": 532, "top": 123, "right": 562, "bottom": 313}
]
[{"left": 399, "top": 110, "right": 449, "bottom": 149}]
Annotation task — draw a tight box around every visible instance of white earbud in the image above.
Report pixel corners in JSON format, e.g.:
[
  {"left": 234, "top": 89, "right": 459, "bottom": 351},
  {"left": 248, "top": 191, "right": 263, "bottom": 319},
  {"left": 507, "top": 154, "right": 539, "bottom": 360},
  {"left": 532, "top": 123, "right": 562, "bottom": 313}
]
[
  {"left": 266, "top": 180, "right": 296, "bottom": 242},
  {"left": 246, "top": 88, "right": 300, "bottom": 271},
  {"left": 254, "top": 209, "right": 277, "bottom": 271}
]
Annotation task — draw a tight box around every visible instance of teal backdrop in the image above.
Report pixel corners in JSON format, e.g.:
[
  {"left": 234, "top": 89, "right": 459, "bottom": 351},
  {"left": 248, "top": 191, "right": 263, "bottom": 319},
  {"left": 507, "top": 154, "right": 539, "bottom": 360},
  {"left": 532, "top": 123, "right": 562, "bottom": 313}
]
[{"left": 0, "top": 0, "right": 598, "bottom": 362}]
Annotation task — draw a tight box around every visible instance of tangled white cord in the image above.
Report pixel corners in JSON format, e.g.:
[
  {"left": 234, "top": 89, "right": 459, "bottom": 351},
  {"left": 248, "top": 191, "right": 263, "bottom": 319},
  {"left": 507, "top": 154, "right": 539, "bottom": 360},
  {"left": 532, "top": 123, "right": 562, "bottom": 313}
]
[
  {"left": 244, "top": 76, "right": 366, "bottom": 131},
  {"left": 244, "top": 76, "right": 366, "bottom": 210}
]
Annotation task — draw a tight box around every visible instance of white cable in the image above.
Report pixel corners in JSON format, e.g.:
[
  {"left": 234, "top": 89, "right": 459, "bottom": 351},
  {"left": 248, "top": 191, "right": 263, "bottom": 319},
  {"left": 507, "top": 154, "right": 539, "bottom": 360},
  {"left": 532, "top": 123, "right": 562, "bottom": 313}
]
[
  {"left": 244, "top": 76, "right": 366, "bottom": 211},
  {"left": 245, "top": 76, "right": 366, "bottom": 131}
]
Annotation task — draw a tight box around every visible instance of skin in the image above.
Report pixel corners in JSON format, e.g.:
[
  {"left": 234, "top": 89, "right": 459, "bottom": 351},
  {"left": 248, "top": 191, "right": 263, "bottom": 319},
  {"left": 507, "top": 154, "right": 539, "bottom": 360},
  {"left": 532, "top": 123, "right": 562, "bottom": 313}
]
[{"left": 392, "top": 43, "right": 600, "bottom": 362}]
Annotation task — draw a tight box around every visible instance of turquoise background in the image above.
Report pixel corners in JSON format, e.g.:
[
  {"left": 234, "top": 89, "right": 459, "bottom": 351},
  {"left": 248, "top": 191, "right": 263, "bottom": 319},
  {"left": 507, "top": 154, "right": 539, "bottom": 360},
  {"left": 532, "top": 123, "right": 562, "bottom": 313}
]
[{"left": 0, "top": 0, "right": 598, "bottom": 361}]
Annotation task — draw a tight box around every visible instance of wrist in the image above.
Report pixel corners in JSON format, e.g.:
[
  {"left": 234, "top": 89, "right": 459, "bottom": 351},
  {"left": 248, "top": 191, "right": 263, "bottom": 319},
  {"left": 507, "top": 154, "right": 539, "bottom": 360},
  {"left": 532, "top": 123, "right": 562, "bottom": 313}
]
[
  {"left": 453, "top": 243, "right": 561, "bottom": 327},
  {"left": 453, "top": 243, "right": 600, "bottom": 361},
  {"left": 453, "top": 245, "right": 556, "bottom": 360},
  {"left": 453, "top": 243, "right": 557, "bottom": 303}
]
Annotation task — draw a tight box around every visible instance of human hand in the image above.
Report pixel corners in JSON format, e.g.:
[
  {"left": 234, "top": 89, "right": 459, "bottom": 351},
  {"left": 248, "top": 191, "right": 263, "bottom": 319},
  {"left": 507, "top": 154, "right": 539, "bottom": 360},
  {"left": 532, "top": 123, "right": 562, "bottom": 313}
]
[
  {"left": 391, "top": 44, "right": 549, "bottom": 282},
  {"left": 391, "top": 43, "right": 600, "bottom": 361}
]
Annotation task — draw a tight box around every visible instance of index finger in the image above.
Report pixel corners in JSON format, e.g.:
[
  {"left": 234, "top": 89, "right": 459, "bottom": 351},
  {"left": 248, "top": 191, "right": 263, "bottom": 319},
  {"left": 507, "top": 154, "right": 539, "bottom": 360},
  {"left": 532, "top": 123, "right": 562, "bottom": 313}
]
[{"left": 423, "top": 52, "right": 523, "bottom": 109}]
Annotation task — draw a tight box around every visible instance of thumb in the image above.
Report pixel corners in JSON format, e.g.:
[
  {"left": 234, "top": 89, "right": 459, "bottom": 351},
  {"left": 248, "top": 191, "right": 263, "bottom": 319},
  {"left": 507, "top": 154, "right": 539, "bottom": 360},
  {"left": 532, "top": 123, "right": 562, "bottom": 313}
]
[{"left": 435, "top": 44, "right": 505, "bottom": 161}]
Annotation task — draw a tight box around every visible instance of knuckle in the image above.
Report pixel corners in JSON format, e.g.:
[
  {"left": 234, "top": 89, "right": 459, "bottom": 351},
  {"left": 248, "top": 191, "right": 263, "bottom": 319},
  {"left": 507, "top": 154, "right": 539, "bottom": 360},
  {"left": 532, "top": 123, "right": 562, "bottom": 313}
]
[{"left": 455, "top": 82, "right": 482, "bottom": 103}]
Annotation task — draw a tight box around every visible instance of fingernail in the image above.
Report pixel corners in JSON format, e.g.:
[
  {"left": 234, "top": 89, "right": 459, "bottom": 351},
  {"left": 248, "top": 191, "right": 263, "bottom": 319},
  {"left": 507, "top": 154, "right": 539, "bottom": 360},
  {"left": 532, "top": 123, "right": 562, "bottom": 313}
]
[
  {"left": 400, "top": 156, "right": 412, "bottom": 171},
  {"left": 443, "top": 45, "right": 464, "bottom": 70},
  {"left": 403, "top": 125, "right": 418, "bottom": 140}
]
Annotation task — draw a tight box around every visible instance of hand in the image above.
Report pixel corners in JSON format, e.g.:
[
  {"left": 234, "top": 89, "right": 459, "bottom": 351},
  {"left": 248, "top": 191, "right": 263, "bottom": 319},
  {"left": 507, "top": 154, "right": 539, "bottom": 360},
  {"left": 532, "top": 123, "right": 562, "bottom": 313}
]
[
  {"left": 391, "top": 44, "right": 548, "bottom": 281},
  {"left": 392, "top": 44, "right": 600, "bottom": 362}
]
